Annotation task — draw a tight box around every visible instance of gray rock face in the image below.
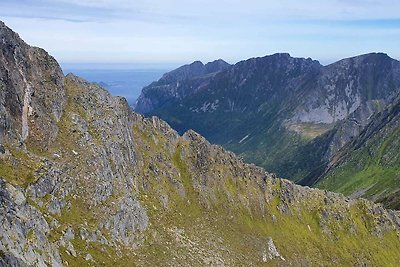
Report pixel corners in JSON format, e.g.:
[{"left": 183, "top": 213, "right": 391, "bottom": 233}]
[
  {"left": 135, "top": 59, "right": 230, "bottom": 113},
  {"left": 102, "top": 197, "right": 148, "bottom": 247},
  {"left": 0, "top": 21, "right": 149, "bottom": 264},
  {"left": 0, "top": 22, "right": 65, "bottom": 147},
  {"left": 262, "top": 237, "right": 285, "bottom": 262},
  {"left": 0, "top": 72, "right": 149, "bottom": 265},
  {"left": 324, "top": 99, "right": 386, "bottom": 159},
  {"left": 291, "top": 53, "right": 399, "bottom": 124},
  {"left": 0, "top": 178, "right": 63, "bottom": 266},
  {"left": 289, "top": 53, "right": 400, "bottom": 158},
  {"left": 312, "top": 96, "right": 400, "bottom": 208}
]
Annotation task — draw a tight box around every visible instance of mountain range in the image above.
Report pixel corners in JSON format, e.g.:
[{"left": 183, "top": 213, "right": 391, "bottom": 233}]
[
  {"left": 1, "top": 21, "right": 400, "bottom": 266},
  {"left": 135, "top": 52, "right": 400, "bottom": 209}
]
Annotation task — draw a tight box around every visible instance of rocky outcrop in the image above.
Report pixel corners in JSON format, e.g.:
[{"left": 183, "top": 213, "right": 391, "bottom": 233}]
[
  {"left": 0, "top": 21, "right": 65, "bottom": 148},
  {"left": 1, "top": 21, "right": 400, "bottom": 266},
  {"left": 0, "top": 178, "right": 63, "bottom": 266},
  {"left": 291, "top": 53, "right": 399, "bottom": 125}
]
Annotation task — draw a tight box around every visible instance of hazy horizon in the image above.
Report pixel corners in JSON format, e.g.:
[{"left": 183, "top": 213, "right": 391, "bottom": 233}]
[
  {"left": 60, "top": 62, "right": 180, "bottom": 71},
  {"left": 1, "top": 0, "right": 399, "bottom": 66},
  {"left": 60, "top": 51, "right": 399, "bottom": 72}
]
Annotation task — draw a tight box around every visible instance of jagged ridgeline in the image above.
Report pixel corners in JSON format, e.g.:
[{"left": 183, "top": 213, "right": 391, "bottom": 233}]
[
  {"left": 1, "top": 22, "right": 400, "bottom": 267},
  {"left": 135, "top": 49, "right": 400, "bottom": 209}
]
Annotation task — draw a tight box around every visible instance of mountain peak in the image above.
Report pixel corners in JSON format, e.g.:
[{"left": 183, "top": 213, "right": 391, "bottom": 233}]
[
  {"left": 157, "top": 60, "right": 207, "bottom": 84},
  {"left": 354, "top": 52, "right": 398, "bottom": 63},
  {"left": 0, "top": 20, "right": 65, "bottom": 147},
  {"left": 271, "top": 52, "right": 291, "bottom": 58},
  {"left": 189, "top": 60, "right": 204, "bottom": 66},
  {"left": 327, "top": 52, "right": 398, "bottom": 68},
  {"left": 0, "top": 21, "right": 25, "bottom": 46},
  {"left": 135, "top": 58, "right": 230, "bottom": 113},
  {"left": 204, "top": 59, "right": 230, "bottom": 73},
  {"left": 356, "top": 52, "right": 392, "bottom": 59}
]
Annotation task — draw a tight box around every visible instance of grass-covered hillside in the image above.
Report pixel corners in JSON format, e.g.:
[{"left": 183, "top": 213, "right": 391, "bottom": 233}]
[{"left": 316, "top": 97, "right": 400, "bottom": 209}]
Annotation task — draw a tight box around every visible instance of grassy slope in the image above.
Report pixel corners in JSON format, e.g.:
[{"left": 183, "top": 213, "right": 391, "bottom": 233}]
[
  {"left": 317, "top": 101, "right": 400, "bottom": 209},
  {"left": 130, "top": 124, "right": 400, "bottom": 266}
]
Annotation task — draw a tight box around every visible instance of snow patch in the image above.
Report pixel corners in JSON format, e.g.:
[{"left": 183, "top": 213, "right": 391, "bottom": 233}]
[{"left": 239, "top": 134, "right": 249, "bottom": 143}]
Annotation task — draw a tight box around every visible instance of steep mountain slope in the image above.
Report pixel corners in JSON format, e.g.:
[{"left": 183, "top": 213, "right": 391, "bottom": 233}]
[
  {"left": 2, "top": 22, "right": 400, "bottom": 266},
  {"left": 311, "top": 96, "right": 400, "bottom": 209},
  {"left": 135, "top": 52, "right": 400, "bottom": 184}
]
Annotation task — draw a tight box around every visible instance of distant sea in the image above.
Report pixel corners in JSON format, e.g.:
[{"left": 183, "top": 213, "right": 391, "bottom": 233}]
[{"left": 62, "top": 65, "right": 169, "bottom": 107}]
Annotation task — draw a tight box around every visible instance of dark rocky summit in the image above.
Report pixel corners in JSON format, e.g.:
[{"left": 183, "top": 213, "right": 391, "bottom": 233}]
[
  {"left": 1, "top": 21, "right": 400, "bottom": 266},
  {"left": 135, "top": 59, "right": 230, "bottom": 114}
]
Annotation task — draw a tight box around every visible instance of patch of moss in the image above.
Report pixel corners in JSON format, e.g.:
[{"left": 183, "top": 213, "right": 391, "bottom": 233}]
[
  {"left": 27, "top": 229, "right": 35, "bottom": 242},
  {"left": 0, "top": 146, "right": 41, "bottom": 187}
]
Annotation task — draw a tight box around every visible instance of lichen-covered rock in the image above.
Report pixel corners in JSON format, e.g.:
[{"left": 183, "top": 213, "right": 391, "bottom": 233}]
[{"left": 0, "top": 178, "right": 63, "bottom": 266}]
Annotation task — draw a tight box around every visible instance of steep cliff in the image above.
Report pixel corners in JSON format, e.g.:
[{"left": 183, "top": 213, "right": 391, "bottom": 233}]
[
  {"left": 0, "top": 21, "right": 65, "bottom": 148},
  {"left": 1, "top": 22, "right": 400, "bottom": 266}
]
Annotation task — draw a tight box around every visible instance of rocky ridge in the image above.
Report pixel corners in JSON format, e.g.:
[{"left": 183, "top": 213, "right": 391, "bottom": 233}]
[
  {"left": 1, "top": 21, "right": 400, "bottom": 266},
  {"left": 134, "top": 51, "right": 400, "bottom": 198}
]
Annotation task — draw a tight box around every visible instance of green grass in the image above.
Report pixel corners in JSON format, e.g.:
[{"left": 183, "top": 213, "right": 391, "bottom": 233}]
[
  {"left": 0, "top": 146, "right": 41, "bottom": 187},
  {"left": 317, "top": 107, "right": 400, "bottom": 208},
  {"left": 130, "top": 119, "right": 400, "bottom": 265}
]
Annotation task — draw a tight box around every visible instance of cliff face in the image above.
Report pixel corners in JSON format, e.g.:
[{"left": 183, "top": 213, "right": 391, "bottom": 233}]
[
  {"left": 1, "top": 22, "right": 400, "bottom": 267},
  {"left": 135, "top": 59, "right": 230, "bottom": 114},
  {"left": 291, "top": 53, "right": 400, "bottom": 161},
  {"left": 0, "top": 21, "right": 65, "bottom": 148},
  {"left": 291, "top": 53, "right": 399, "bottom": 125}
]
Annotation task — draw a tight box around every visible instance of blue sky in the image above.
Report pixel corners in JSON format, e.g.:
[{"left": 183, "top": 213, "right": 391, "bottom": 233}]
[{"left": 1, "top": 0, "right": 399, "bottom": 66}]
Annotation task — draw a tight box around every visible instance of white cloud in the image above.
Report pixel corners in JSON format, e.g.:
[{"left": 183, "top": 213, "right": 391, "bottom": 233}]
[
  {"left": 1, "top": 1, "right": 399, "bottom": 64},
  {"left": 44, "top": 0, "right": 400, "bottom": 20}
]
